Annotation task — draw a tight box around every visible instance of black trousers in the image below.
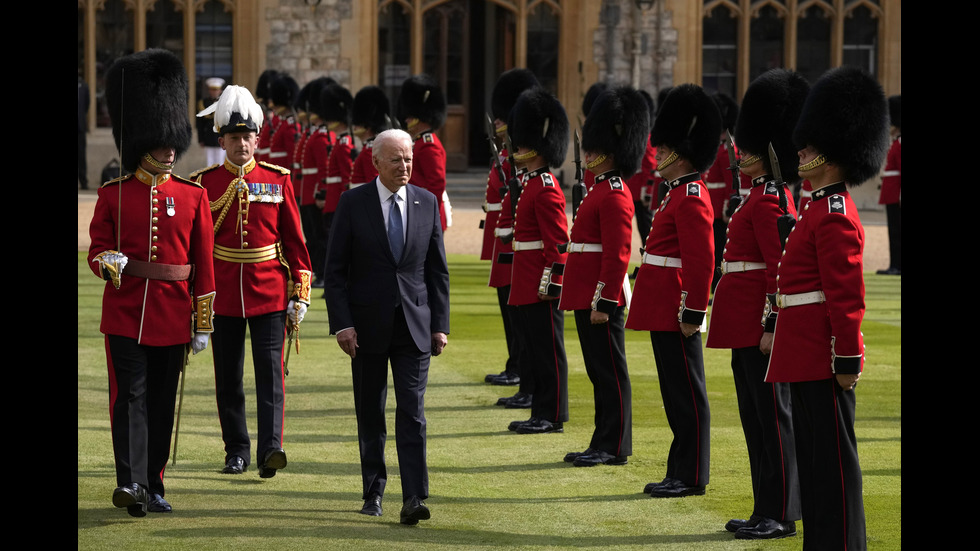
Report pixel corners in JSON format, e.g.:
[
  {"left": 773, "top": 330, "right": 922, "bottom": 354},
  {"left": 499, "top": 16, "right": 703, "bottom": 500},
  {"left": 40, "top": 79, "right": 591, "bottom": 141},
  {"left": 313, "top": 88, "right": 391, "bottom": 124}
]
[
  {"left": 105, "top": 335, "right": 183, "bottom": 496},
  {"left": 497, "top": 285, "right": 534, "bottom": 394},
  {"left": 791, "top": 379, "right": 866, "bottom": 551},
  {"left": 712, "top": 219, "right": 727, "bottom": 291},
  {"left": 650, "top": 330, "right": 710, "bottom": 487},
  {"left": 212, "top": 311, "right": 287, "bottom": 467},
  {"left": 517, "top": 300, "right": 568, "bottom": 423},
  {"left": 731, "top": 346, "right": 800, "bottom": 521},
  {"left": 885, "top": 202, "right": 901, "bottom": 271},
  {"left": 574, "top": 308, "right": 632, "bottom": 456},
  {"left": 634, "top": 200, "right": 652, "bottom": 244},
  {"left": 351, "top": 306, "right": 430, "bottom": 502}
]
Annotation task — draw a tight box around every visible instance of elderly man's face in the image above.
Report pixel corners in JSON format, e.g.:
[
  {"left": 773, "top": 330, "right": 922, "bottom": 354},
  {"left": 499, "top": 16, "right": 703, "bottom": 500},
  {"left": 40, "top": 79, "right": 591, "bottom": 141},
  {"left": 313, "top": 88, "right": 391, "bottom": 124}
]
[{"left": 373, "top": 135, "right": 414, "bottom": 193}]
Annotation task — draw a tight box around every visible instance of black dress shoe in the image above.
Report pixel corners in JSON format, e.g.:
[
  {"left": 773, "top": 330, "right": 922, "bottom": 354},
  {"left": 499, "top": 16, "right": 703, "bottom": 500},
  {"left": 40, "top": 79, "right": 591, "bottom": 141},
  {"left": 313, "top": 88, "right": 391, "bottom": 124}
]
[
  {"left": 148, "top": 493, "right": 173, "bottom": 513},
  {"left": 725, "top": 515, "right": 762, "bottom": 533},
  {"left": 258, "top": 448, "right": 287, "bottom": 479},
  {"left": 360, "top": 494, "right": 382, "bottom": 516},
  {"left": 563, "top": 447, "right": 594, "bottom": 463},
  {"left": 508, "top": 417, "right": 535, "bottom": 431},
  {"left": 504, "top": 391, "right": 532, "bottom": 409},
  {"left": 649, "top": 479, "right": 706, "bottom": 498},
  {"left": 735, "top": 518, "right": 796, "bottom": 539},
  {"left": 490, "top": 372, "right": 521, "bottom": 386},
  {"left": 515, "top": 418, "right": 563, "bottom": 434},
  {"left": 643, "top": 477, "right": 677, "bottom": 494},
  {"left": 222, "top": 455, "right": 246, "bottom": 474},
  {"left": 485, "top": 370, "right": 508, "bottom": 383},
  {"left": 112, "top": 483, "right": 148, "bottom": 518},
  {"left": 572, "top": 450, "right": 627, "bottom": 467},
  {"left": 399, "top": 496, "right": 431, "bottom": 525},
  {"left": 876, "top": 267, "right": 901, "bottom": 275}
]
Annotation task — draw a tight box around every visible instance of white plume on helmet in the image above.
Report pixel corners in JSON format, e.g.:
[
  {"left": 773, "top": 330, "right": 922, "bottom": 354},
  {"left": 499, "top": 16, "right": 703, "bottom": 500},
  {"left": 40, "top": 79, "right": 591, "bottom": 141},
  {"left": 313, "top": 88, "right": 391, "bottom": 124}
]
[{"left": 196, "top": 85, "right": 264, "bottom": 134}]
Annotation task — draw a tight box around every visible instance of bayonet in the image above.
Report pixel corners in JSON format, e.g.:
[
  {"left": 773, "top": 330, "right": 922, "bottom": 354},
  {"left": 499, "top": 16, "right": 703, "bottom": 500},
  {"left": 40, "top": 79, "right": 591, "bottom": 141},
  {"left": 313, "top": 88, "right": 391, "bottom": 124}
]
[
  {"left": 768, "top": 142, "right": 796, "bottom": 248},
  {"left": 725, "top": 130, "right": 743, "bottom": 217}
]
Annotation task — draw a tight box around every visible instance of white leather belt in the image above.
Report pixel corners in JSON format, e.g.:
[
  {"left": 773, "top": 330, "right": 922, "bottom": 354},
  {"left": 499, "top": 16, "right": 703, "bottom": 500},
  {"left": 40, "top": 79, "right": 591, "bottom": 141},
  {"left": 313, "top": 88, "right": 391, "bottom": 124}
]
[
  {"left": 484, "top": 202, "right": 502, "bottom": 212},
  {"left": 269, "top": 151, "right": 287, "bottom": 158},
  {"left": 349, "top": 182, "right": 365, "bottom": 189},
  {"left": 642, "top": 253, "right": 682, "bottom": 268},
  {"left": 777, "top": 290, "right": 825, "bottom": 308},
  {"left": 301, "top": 168, "right": 318, "bottom": 175},
  {"left": 325, "top": 176, "right": 342, "bottom": 184},
  {"left": 722, "top": 260, "right": 766, "bottom": 274},
  {"left": 494, "top": 228, "right": 513, "bottom": 238},
  {"left": 513, "top": 240, "right": 544, "bottom": 251},
  {"left": 705, "top": 182, "right": 726, "bottom": 189},
  {"left": 567, "top": 242, "right": 602, "bottom": 253}
]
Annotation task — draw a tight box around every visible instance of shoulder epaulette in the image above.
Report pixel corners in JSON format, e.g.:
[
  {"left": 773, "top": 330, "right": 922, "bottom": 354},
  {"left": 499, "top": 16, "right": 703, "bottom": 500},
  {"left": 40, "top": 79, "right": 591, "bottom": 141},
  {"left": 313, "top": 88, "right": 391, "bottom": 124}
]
[
  {"left": 763, "top": 182, "right": 779, "bottom": 196},
  {"left": 171, "top": 174, "right": 204, "bottom": 188},
  {"left": 422, "top": 132, "right": 434, "bottom": 144},
  {"left": 100, "top": 173, "right": 131, "bottom": 188},
  {"left": 685, "top": 182, "right": 702, "bottom": 197},
  {"left": 258, "top": 161, "right": 291, "bottom": 175},
  {"left": 609, "top": 176, "right": 625, "bottom": 191},
  {"left": 827, "top": 194, "right": 847, "bottom": 215},
  {"left": 542, "top": 173, "right": 556, "bottom": 187},
  {"left": 188, "top": 164, "right": 221, "bottom": 179}
]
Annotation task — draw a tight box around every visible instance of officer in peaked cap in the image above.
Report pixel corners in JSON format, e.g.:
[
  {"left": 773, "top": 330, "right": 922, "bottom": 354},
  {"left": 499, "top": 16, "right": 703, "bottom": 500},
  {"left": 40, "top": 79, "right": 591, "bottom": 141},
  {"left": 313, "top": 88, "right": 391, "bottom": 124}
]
[
  {"left": 192, "top": 84, "right": 313, "bottom": 481},
  {"left": 626, "top": 83, "right": 721, "bottom": 498},
  {"left": 559, "top": 85, "right": 649, "bottom": 467},
  {"left": 89, "top": 48, "right": 216, "bottom": 517},
  {"left": 706, "top": 68, "right": 810, "bottom": 540},
  {"left": 503, "top": 86, "right": 570, "bottom": 435},
  {"left": 398, "top": 74, "right": 450, "bottom": 231},
  {"left": 764, "top": 66, "right": 889, "bottom": 551},
  {"left": 198, "top": 77, "right": 226, "bottom": 166}
]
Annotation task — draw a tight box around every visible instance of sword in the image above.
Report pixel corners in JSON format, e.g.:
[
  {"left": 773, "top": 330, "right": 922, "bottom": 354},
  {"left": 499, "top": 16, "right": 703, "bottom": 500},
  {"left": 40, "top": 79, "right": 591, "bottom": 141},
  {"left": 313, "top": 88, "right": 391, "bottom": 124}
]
[
  {"left": 171, "top": 343, "right": 189, "bottom": 465},
  {"left": 768, "top": 142, "right": 796, "bottom": 248},
  {"left": 283, "top": 302, "right": 301, "bottom": 376},
  {"left": 725, "top": 130, "right": 743, "bottom": 218}
]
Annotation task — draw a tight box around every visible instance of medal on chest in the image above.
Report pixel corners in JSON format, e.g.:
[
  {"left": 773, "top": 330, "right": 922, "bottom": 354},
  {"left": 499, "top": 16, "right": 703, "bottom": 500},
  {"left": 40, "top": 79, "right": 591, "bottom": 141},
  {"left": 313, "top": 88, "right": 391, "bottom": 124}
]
[{"left": 166, "top": 196, "right": 176, "bottom": 217}]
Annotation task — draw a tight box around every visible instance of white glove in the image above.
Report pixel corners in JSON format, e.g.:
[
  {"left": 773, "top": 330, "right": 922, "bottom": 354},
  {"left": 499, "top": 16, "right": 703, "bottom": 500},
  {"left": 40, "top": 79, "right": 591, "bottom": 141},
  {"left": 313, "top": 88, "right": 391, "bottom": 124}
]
[
  {"left": 191, "top": 333, "right": 210, "bottom": 355},
  {"left": 287, "top": 300, "right": 307, "bottom": 326}
]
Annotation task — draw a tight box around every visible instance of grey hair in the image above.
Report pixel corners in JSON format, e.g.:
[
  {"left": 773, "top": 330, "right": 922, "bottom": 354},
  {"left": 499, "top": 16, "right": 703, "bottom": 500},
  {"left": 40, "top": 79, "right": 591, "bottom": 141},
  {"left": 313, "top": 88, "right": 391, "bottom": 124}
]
[{"left": 372, "top": 128, "right": 413, "bottom": 160}]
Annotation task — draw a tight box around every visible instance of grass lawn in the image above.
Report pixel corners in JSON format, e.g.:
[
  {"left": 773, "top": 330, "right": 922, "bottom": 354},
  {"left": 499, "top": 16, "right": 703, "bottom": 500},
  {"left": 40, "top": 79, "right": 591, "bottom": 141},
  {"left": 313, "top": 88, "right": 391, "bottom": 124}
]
[{"left": 78, "top": 252, "right": 900, "bottom": 550}]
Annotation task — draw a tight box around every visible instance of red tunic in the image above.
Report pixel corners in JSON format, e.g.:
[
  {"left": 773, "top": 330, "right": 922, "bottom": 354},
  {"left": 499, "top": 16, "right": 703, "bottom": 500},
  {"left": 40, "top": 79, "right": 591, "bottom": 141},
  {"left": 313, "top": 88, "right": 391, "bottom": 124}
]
[
  {"left": 626, "top": 173, "right": 714, "bottom": 331},
  {"left": 88, "top": 168, "right": 216, "bottom": 346},
  {"left": 255, "top": 111, "right": 278, "bottom": 163},
  {"left": 625, "top": 142, "right": 658, "bottom": 203},
  {"left": 707, "top": 177, "right": 797, "bottom": 348},
  {"left": 194, "top": 158, "right": 312, "bottom": 318},
  {"left": 798, "top": 179, "right": 813, "bottom": 214},
  {"left": 703, "top": 142, "right": 752, "bottom": 218},
  {"left": 488, "top": 183, "right": 518, "bottom": 288},
  {"left": 878, "top": 137, "right": 901, "bottom": 205},
  {"left": 268, "top": 113, "right": 300, "bottom": 171},
  {"left": 411, "top": 130, "right": 448, "bottom": 231},
  {"left": 508, "top": 168, "right": 569, "bottom": 306},
  {"left": 290, "top": 127, "right": 311, "bottom": 201},
  {"left": 298, "top": 125, "right": 334, "bottom": 207},
  {"left": 481, "top": 151, "right": 511, "bottom": 261},
  {"left": 349, "top": 137, "right": 377, "bottom": 189},
  {"left": 322, "top": 132, "right": 355, "bottom": 214},
  {"left": 766, "top": 183, "right": 865, "bottom": 382},
  {"left": 559, "top": 171, "right": 634, "bottom": 312}
]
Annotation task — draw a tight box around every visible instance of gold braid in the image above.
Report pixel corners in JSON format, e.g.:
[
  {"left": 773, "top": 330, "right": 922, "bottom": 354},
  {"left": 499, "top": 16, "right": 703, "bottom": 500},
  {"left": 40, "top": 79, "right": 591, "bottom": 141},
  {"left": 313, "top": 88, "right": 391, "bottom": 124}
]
[{"left": 209, "top": 177, "right": 248, "bottom": 236}]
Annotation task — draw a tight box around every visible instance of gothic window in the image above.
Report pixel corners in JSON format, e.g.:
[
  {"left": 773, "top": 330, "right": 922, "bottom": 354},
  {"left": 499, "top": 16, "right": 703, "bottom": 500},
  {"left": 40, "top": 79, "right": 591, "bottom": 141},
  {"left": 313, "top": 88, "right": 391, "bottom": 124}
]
[{"left": 702, "top": 2, "right": 738, "bottom": 98}]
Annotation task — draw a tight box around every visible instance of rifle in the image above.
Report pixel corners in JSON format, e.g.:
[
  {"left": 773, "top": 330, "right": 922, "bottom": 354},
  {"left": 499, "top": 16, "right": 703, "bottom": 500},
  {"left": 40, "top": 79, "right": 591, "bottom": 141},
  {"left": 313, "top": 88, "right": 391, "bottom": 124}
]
[
  {"left": 571, "top": 130, "right": 585, "bottom": 221},
  {"left": 502, "top": 132, "right": 522, "bottom": 217},
  {"left": 485, "top": 113, "right": 508, "bottom": 200},
  {"left": 724, "top": 130, "right": 743, "bottom": 218},
  {"left": 768, "top": 142, "right": 796, "bottom": 248}
]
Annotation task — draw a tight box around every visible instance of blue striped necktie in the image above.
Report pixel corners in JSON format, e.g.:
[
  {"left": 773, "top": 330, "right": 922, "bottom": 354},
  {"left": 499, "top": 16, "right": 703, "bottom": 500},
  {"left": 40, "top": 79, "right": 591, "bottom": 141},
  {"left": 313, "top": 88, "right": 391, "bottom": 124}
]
[{"left": 388, "top": 194, "right": 403, "bottom": 261}]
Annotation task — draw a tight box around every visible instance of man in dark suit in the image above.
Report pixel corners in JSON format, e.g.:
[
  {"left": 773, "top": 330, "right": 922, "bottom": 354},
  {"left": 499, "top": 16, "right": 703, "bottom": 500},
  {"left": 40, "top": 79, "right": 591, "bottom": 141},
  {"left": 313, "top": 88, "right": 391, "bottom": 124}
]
[{"left": 324, "top": 128, "right": 450, "bottom": 526}]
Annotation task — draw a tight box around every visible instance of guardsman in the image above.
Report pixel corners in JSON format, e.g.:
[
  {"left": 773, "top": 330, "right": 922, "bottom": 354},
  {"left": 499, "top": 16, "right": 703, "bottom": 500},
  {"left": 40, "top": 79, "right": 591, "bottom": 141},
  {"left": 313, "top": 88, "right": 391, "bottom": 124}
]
[
  {"left": 559, "top": 86, "right": 647, "bottom": 467},
  {"left": 254, "top": 69, "right": 280, "bottom": 163},
  {"left": 482, "top": 68, "right": 539, "bottom": 399},
  {"left": 504, "top": 87, "right": 570, "bottom": 435},
  {"left": 766, "top": 66, "right": 889, "bottom": 551},
  {"left": 89, "top": 49, "right": 216, "bottom": 517},
  {"left": 349, "top": 85, "right": 391, "bottom": 190},
  {"left": 398, "top": 74, "right": 450, "bottom": 231},
  {"left": 706, "top": 69, "right": 808, "bottom": 539},
  {"left": 624, "top": 90, "right": 658, "bottom": 243},
  {"left": 877, "top": 95, "right": 901, "bottom": 275},
  {"left": 296, "top": 77, "right": 336, "bottom": 289},
  {"left": 626, "top": 84, "right": 720, "bottom": 498},
  {"left": 192, "top": 84, "right": 313, "bottom": 480},
  {"left": 318, "top": 82, "right": 357, "bottom": 269},
  {"left": 267, "top": 74, "right": 301, "bottom": 174}
]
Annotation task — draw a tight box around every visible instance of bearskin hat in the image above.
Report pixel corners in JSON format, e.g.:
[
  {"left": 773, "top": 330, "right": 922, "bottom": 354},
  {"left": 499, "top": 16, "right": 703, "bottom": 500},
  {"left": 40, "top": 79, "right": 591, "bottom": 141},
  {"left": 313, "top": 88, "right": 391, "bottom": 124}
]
[
  {"left": 650, "top": 84, "right": 722, "bottom": 173},
  {"left": 196, "top": 85, "right": 264, "bottom": 136},
  {"left": 508, "top": 87, "right": 569, "bottom": 168},
  {"left": 105, "top": 49, "right": 192, "bottom": 173},
  {"left": 397, "top": 74, "right": 447, "bottom": 130},
  {"left": 352, "top": 86, "right": 391, "bottom": 135},
  {"left": 296, "top": 77, "right": 336, "bottom": 116},
  {"left": 889, "top": 95, "right": 901, "bottom": 130},
  {"left": 582, "top": 86, "right": 651, "bottom": 177},
  {"left": 318, "top": 83, "right": 353, "bottom": 123},
  {"left": 713, "top": 92, "right": 739, "bottom": 133},
  {"left": 256, "top": 69, "right": 279, "bottom": 104},
  {"left": 269, "top": 74, "right": 299, "bottom": 109},
  {"left": 638, "top": 89, "right": 655, "bottom": 133},
  {"left": 582, "top": 81, "right": 609, "bottom": 118},
  {"left": 491, "top": 68, "right": 540, "bottom": 122},
  {"left": 734, "top": 69, "right": 810, "bottom": 184},
  {"left": 655, "top": 86, "right": 673, "bottom": 115},
  {"left": 792, "top": 66, "right": 889, "bottom": 185}
]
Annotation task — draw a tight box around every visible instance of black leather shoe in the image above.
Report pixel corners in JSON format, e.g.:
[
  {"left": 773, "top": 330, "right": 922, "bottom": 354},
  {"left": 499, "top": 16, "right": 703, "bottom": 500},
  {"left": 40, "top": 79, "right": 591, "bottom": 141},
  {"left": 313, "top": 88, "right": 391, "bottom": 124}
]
[
  {"left": 876, "top": 267, "right": 901, "bottom": 275},
  {"left": 485, "top": 370, "right": 508, "bottom": 383},
  {"left": 258, "top": 448, "right": 287, "bottom": 479},
  {"left": 563, "top": 447, "right": 594, "bottom": 463},
  {"left": 504, "top": 391, "right": 532, "bottom": 409},
  {"left": 490, "top": 372, "right": 521, "bottom": 386},
  {"left": 222, "top": 455, "right": 246, "bottom": 474},
  {"left": 725, "top": 515, "right": 762, "bottom": 533},
  {"left": 112, "top": 483, "right": 148, "bottom": 518},
  {"left": 360, "top": 494, "right": 382, "bottom": 516},
  {"left": 573, "top": 450, "right": 627, "bottom": 467},
  {"left": 508, "top": 417, "right": 535, "bottom": 431},
  {"left": 735, "top": 518, "right": 796, "bottom": 539},
  {"left": 649, "top": 479, "right": 706, "bottom": 498},
  {"left": 400, "top": 496, "right": 431, "bottom": 525},
  {"left": 515, "top": 418, "right": 563, "bottom": 434},
  {"left": 147, "top": 493, "right": 173, "bottom": 513},
  {"left": 643, "top": 477, "right": 677, "bottom": 494}
]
